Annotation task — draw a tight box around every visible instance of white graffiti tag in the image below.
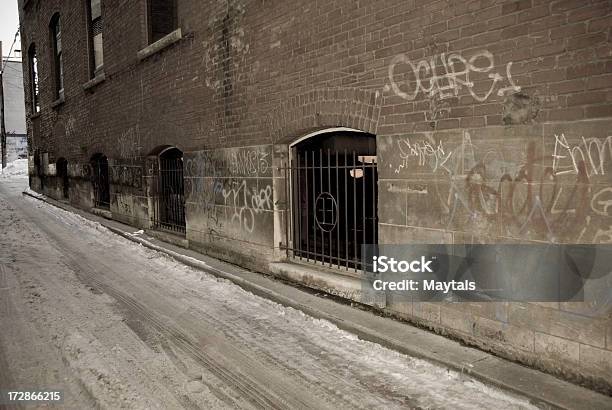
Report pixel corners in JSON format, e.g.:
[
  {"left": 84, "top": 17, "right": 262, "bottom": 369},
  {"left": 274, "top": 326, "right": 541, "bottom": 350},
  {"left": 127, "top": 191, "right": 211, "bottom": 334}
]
[
  {"left": 222, "top": 180, "right": 272, "bottom": 233},
  {"left": 387, "top": 50, "right": 520, "bottom": 102},
  {"left": 394, "top": 137, "right": 452, "bottom": 174},
  {"left": 552, "top": 134, "right": 612, "bottom": 176}
]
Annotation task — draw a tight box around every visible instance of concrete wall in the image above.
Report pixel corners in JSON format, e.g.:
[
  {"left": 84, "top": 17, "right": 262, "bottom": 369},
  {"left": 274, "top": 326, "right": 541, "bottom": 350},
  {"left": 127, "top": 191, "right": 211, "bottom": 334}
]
[{"left": 20, "top": 0, "right": 612, "bottom": 393}]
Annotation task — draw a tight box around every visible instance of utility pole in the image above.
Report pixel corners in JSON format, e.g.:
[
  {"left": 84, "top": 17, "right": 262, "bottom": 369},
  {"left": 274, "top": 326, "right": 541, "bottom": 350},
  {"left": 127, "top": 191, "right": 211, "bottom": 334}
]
[{"left": 0, "top": 41, "right": 7, "bottom": 169}]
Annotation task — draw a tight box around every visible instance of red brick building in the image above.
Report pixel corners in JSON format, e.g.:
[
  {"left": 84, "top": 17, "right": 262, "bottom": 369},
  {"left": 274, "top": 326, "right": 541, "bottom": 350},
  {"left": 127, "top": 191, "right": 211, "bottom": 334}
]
[{"left": 19, "top": 0, "right": 612, "bottom": 392}]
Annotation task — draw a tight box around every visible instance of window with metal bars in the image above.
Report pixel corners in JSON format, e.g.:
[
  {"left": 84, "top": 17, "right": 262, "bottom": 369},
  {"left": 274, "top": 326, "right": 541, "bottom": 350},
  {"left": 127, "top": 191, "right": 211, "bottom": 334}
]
[
  {"left": 91, "top": 153, "right": 110, "bottom": 209},
  {"left": 27, "top": 43, "right": 39, "bottom": 113},
  {"left": 49, "top": 13, "right": 64, "bottom": 99},
  {"left": 87, "top": 0, "right": 104, "bottom": 76},
  {"left": 152, "top": 147, "right": 186, "bottom": 234},
  {"left": 286, "top": 131, "right": 378, "bottom": 273},
  {"left": 148, "top": 0, "right": 177, "bottom": 44}
]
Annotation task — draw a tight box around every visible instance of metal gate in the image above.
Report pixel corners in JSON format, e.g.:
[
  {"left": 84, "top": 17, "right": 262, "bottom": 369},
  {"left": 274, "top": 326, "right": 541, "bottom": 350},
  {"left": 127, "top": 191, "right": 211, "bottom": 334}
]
[
  {"left": 284, "top": 148, "right": 378, "bottom": 272},
  {"left": 91, "top": 154, "right": 110, "bottom": 209},
  {"left": 153, "top": 150, "right": 185, "bottom": 234},
  {"left": 57, "top": 158, "right": 69, "bottom": 199}
]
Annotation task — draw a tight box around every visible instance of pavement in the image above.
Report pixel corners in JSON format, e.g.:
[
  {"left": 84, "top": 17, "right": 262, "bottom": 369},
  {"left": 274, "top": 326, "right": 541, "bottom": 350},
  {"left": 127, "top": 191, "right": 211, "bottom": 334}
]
[{"left": 22, "top": 189, "right": 612, "bottom": 410}]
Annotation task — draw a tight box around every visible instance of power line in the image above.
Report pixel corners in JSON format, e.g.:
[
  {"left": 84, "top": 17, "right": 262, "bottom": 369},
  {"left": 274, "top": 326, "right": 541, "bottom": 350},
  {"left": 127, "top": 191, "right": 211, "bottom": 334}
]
[{"left": 1, "top": 28, "right": 20, "bottom": 73}]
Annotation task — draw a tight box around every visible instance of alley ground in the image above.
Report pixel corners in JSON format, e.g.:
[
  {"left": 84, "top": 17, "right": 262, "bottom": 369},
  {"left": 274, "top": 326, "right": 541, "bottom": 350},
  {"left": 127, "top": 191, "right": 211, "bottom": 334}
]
[{"left": 0, "top": 166, "right": 539, "bottom": 409}]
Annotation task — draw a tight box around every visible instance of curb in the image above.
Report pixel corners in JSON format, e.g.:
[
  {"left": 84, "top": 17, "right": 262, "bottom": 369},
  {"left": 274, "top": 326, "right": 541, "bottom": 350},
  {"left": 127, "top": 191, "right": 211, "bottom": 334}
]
[{"left": 21, "top": 190, "right": 611, "bottom": 409}]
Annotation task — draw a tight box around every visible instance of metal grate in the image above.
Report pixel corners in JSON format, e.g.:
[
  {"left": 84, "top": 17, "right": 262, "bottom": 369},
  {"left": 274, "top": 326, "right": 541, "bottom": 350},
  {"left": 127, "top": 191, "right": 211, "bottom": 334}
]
[
  {"left": 283, "top": 149, "right": 378, "bottom": 272},
  {"left": 91, "top": 155, "right": 110, "bottom": 209},
  {"left": 153, "top": 155, "right": 185, "bottom": 234}
]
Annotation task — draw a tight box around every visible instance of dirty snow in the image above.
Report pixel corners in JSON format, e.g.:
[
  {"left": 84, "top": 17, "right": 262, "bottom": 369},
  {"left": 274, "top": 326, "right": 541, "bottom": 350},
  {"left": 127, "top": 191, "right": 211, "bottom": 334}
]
[
  {"left": 0, "top": 174, "right": 539, "bottom": 409},
  {"left": 0, "top": 158, "right": 28, "bottom": 178}
]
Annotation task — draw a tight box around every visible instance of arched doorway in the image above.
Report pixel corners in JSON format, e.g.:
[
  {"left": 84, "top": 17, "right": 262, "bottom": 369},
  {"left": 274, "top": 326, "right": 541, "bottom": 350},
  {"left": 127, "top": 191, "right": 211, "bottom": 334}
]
[
  {"left": 155, "top": 147, "right": 185, "bottom": 233},
  {"left": 56, "top": 158, "right": 69, "bottom": 199},
  {"left": 91, "top": 153, "right": 110, "bottom": 209},
  {"left": 290, "top": 128, "right": 378, "bottom": 271}
]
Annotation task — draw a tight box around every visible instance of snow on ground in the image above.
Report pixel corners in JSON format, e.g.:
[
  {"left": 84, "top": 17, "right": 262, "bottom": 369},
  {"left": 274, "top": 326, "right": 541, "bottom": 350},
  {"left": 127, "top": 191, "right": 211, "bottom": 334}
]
[
  {"left": 0, "top": 158, "right": 28, "bottom": 178},
  {"left": 0, "top": 175, "right": 540, "bottom": 409}
]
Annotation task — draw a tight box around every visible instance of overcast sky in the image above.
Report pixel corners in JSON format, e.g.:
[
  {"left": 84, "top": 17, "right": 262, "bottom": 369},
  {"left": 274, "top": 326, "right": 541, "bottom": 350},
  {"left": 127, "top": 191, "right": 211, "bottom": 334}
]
[{"left": 1, "top": 0, "right": 21, "bottom": 58}]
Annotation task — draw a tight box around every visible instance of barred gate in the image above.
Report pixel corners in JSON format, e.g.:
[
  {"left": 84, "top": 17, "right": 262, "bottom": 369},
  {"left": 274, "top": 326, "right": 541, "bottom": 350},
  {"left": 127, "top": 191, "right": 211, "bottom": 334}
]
[
  {"left": 91, "top": 154, "right": 110, "bottom": 209},
  {"left": 152, "top": 149, "right": 186, "bottom": 234},
  {"left": 283, "top": 148, "right": 378, "bottom": 272}
]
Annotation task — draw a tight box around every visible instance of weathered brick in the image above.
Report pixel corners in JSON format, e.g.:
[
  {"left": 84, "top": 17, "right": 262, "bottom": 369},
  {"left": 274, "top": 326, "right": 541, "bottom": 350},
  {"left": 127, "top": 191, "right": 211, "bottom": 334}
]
[
  {"left": 550, "top": 22, "right": 586, "bottom": 39},
  {"left": 501, "top": 22, "right": 532, "bottom": 39},
  {"left": 547, "top": 107, "right": 585, "bottom": 121},
  {"left": 566, "top": 33, "right": 607, "bottom": 51},
  {"left": 531, "top": 40, "right": 566, "bottom": 57},
  {"left": 501, "top": 0, "right": 532, "bottom": 15},
  {"left": 588, "top": 15, "right": 612, "bottom": 33},
  {"left": 587, "top": 74, "right": 612, "bottom": 90},
  {"left": 518, "top": 4, "right": 549, "bottom": 22},
  {"left": 551, "top": 0, "right": 585, "bottom": 12},
  {"left": 566, "top": 91, "right": 607, "bottom": 106},
  {"left": 585, "top": 104, "right": 612, "bottom": 119},
  {"left": 531, "top": 68, "right": 566, "bottom": 84},
  {"left": 548, "top": 79, "right": 585, "bottom": 95}
]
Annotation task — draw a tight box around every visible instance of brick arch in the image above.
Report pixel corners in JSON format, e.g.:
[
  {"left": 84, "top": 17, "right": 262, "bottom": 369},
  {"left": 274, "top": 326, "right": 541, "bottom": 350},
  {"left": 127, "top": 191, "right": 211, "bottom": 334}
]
[{"left": 265, "top": 87, "right": 383, "bottom": 145}]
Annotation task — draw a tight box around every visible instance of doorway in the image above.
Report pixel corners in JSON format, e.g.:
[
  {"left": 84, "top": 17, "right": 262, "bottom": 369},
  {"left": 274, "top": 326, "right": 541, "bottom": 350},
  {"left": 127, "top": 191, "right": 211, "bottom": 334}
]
[
  {"left": 91, "top": 153, "right": 110, "bottom": 209},
  {"left": 56, "top": 157, "right": 68, "bottom": 199},
  {"left": 289, "top": 130, "right": 378, "bottom": 272},
  {"left": 155, "top": 147, "right": 185, "bottom": 234}
]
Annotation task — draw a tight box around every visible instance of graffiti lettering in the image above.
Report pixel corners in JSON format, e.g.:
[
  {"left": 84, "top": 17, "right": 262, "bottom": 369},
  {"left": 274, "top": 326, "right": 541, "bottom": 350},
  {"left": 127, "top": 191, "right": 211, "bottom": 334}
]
[
  {"left": 387, "top": 50, "right": 520, "bottom": 102},
  {"left": 552, "top": 134, "right": 612, "bottom": 176}
]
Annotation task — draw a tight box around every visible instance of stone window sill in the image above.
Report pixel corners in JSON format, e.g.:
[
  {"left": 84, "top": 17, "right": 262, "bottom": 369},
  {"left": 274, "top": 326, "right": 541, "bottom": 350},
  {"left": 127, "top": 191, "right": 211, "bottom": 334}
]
[
  {"left": 137, "top": 28, "right": 182, "bottom": 61},
  {"left": 50, "top": 96, "right": 65, "bottom": 109},
  {"left": 83, "top": 71, "right": 106, "bottom": 91}
]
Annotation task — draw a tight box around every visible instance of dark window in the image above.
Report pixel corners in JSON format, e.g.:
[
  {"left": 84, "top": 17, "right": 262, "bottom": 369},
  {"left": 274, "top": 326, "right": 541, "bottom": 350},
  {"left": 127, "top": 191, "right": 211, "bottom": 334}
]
[
  {"left": 50, "top": 14, "right": 64, "bottom": 99},
  {"left": 86, "top": 0, "right": 103, "bottom": 76},
  {"left": 27, "top": 43, "right": 40, "bottom": 113},
  {"left": 148, "top": 0, "right": 177, "bottom": 44}
]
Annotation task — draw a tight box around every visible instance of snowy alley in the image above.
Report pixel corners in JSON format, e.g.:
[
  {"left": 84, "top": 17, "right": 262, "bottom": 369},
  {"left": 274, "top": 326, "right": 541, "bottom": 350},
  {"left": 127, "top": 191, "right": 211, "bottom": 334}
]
[{"left": 0, "top": 162, "right": 538, "bottom": 409}]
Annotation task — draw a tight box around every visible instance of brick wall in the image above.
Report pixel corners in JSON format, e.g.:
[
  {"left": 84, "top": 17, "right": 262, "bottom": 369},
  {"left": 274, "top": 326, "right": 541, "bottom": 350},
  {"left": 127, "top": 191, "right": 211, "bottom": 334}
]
[{"left": 20, "top": 0, "right": 612, "bottom": 392}]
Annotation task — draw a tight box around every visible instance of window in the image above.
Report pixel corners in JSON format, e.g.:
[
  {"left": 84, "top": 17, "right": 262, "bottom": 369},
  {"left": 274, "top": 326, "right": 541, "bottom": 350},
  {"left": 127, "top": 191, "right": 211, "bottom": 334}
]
[
  {"left": 148, "top": 0, "right": 177, "bottom": 43},
  {"left": 86, "top": 0, "right": 103, "bottom": 76},
  {"left": 50, "top": 13, "right": 64, "bottom": 99},
  {"left": 28, "top": 43, "right": 40, "bottom": 113}
]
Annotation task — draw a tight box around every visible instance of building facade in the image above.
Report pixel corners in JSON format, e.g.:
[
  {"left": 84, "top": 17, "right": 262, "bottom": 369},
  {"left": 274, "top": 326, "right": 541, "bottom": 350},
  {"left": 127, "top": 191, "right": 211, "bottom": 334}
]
[
  {"left": 2, "top": 56, "right": 28, "bottom": 162},
  {"left": 19, "top": 0, "right": 612, "bottom": 392}
]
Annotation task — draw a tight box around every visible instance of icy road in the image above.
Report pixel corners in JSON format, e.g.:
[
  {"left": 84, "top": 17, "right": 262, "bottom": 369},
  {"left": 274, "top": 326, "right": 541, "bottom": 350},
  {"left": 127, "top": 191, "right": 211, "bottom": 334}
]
[{"left": 0, "top": 170, "right": 537, "bottom": 409}]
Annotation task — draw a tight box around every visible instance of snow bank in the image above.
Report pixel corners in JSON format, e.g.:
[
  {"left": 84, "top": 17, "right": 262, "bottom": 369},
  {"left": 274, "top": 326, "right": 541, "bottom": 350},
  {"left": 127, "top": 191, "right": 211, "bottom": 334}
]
[{"left": 0, "top": 159, "right": 28, "bottom": 179}]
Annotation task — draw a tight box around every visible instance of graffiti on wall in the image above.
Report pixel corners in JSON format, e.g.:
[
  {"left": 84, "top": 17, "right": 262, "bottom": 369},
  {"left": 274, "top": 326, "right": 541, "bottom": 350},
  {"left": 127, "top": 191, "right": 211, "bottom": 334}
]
[
  {"left": 117, "top": 125, "right": 142, "bottom": 160},
  {"left": 185, "top": 146, "right": 273, "bottom": 242},
  {"left": 383, "top": 131, "right": 612, "bottom": 243},
  {"left": 110, "top": 164, "right": 143, "bottom": 189},
  {"left": 385, "top": 50, "right": 520, "bottom": 103},
  {"left": 552, "top": 134, "right": 612, "bottom": 177}
]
